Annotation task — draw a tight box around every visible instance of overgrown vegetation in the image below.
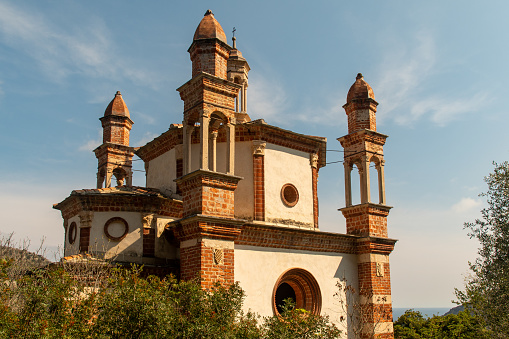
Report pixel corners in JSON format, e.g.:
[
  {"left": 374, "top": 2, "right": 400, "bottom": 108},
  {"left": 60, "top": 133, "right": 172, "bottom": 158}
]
[
  {"left": 0, "top": 241, "right": 340, "bottom": 339},
  {"left": 454, "top": 161, "right": 509, "bottom": 338},
  {"left": 394, "top": 309, "right": 489, "bottom": 338}
]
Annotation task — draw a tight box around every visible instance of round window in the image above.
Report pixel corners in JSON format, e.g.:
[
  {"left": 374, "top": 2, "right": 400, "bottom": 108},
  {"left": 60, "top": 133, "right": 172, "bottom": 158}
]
[
  {"left": 272, "top": 268, "right": 321, "bottom": 316},
  {"left": 68, "top": 221, "right": 77, "bottom": 244},
  {"left": 281, "top": 183, "right": 299, "bottom": 207},
  {"left": 104, "top": 217, "right": 129, "bottom": 241}
]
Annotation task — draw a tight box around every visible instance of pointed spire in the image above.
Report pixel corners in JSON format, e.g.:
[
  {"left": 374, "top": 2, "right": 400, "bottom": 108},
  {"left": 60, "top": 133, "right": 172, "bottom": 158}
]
[
  {"left": 104, "top": 91, "right": 130, "bottom": 118},
  {"left": 193, "top": 9, "right": 227, "bottom": 43}
]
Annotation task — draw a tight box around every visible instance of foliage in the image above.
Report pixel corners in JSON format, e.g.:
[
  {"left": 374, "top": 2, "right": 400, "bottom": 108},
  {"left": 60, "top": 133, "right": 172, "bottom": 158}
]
[
  {"left": 456, "top": 161, "right": 509, "bottom": 337},
  {"left": 394, "top": 309, "right": 490, "bottom": 339},
  {"left": 0, "top": 249, "right": 340, "bottom": 339},
  {"left": 334, "top": 277, "right": 390, "bottom": 338},
  {"left": 263, "top": 299, "right": 341, "bottom": 339}
]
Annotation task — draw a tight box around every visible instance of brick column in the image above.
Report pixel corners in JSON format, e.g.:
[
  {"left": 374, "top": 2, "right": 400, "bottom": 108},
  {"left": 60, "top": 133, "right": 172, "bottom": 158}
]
[
  {"left": 78, "top": 211, "right": 93, "bottom": 253},
  {"left": 252, "top": 140, "right": 266, "bottom": 221},
  {"left": 340, "top": 204, "right": 391, "bottom": 238},
  {"left": 310, "top": 153, "right": 319, "bottom": 228},
  {"left": 172, "top": 169, "right": 244, "bottom": 288},
  {"left": 142, "top": 213, "right": 155, "bottom": 258},
  {"left": 356, "top": 238, "right": 395, "bottom": 339}
]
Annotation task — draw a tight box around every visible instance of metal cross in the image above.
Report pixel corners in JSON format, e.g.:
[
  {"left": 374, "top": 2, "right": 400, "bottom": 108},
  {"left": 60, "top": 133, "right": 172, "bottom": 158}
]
[{"left": 232, "top": 27, "right": 236, "bottom": 38}]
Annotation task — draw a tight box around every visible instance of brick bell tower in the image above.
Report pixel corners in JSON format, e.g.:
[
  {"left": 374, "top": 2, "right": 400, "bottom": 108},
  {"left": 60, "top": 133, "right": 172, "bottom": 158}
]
[
  {"left": 171, "top": 10, "right": 245, "bottom": 289},
  {"left": 94, "top": 91, "right": 135, "bottom": 188},
  {"left": 338, "top": 74, "right": 396, "bottom": 338}
]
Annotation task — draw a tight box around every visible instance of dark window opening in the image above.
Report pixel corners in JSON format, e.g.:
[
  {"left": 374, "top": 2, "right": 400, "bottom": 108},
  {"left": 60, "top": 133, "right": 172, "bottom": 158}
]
[{"left": 275, "top": 282, "right": 296, "bottom": 314}]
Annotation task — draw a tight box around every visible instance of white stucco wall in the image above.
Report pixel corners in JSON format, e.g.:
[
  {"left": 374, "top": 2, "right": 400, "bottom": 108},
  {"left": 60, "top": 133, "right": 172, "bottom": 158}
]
[
  {"left": 235, "top": 245, "right": 358, "bottom": 331},
  {"left": 234, "top": 141, "right": 254, "bottom": 219},
  {"left": 264, "top": 143, "right": 314, "bottom": 227},
  {"left": 147, "top": 148, "right": 176, "bottom": 194},
  {"left": 64, "top": 215, "right": 80, "bottom": 256},
  {"left": 88, "top": 211, "right": 143, "bottom": 262}
]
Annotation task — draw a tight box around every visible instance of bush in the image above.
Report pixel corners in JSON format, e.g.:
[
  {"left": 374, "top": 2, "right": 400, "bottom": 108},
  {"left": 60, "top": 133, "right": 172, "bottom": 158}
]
[{"left": 0, "top": 255, "right": 340, "bottom": 338}]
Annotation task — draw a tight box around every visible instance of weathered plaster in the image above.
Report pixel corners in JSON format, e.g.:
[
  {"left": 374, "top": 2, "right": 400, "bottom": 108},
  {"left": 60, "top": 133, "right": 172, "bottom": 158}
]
[
  {"left": 264, "top": 143, "right": 314, "bottom": 226},
  {"left": 234, "top": 244, "right": 358, "bottom": 328}
]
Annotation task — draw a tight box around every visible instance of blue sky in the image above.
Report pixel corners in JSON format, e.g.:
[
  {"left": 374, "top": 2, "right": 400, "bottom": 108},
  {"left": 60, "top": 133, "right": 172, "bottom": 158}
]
[{"left": 1, "top": 1, "right": 508, "bottom": 308}]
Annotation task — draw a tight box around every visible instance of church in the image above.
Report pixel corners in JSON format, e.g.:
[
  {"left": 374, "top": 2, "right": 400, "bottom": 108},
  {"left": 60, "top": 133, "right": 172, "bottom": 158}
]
[{"left": 54, "top": 10, "right": 397, "bottom": 338}]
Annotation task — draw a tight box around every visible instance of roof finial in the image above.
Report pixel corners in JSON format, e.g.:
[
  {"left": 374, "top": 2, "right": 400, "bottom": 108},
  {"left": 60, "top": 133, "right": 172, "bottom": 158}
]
[
  {"left": 356, "top": 73, "right": 363, "bottom": 80},
  {"left": 116, "top": 91, "right": 121, "bottom": 96},
  {"left": 232, "top": 27, "right": 236, "bottom": 49},
  {"left": 205, "top": 9, "right": 213, "bottom": 16}
]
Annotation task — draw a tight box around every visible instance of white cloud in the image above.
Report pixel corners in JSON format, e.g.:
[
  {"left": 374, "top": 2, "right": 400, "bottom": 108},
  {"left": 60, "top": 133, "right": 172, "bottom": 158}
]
[
  {"left": 374, "top": 31, "right": 489, "bottom": 127},
  {"left": 248, "top": 73, "right": 288, "bottom": 125},
  {"left": 452, "top": 197, "right": 482, "bottom": 213},
  {"left": 134, "top": 132, "right": 159, "bottom": 147},
  {"left": 0, "top": 2, "right": 159, "bottom": 87},
  {"left": 0, "top": 181, "right": 67, "bottom": 251},
  {"left": 79, "top": 128, "right": 102, "bottom": 152}
]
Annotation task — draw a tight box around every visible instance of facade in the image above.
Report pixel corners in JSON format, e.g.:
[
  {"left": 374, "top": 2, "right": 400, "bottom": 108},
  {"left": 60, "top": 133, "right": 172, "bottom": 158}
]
[{"left": 54, "top": 10, "right": 397, "bottom": 338}]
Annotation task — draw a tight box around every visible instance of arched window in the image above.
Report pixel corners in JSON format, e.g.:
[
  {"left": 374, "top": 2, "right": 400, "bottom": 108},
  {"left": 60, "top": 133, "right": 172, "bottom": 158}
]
[{"left": 272, "top": 268, "right": 322, "bottom": 316}]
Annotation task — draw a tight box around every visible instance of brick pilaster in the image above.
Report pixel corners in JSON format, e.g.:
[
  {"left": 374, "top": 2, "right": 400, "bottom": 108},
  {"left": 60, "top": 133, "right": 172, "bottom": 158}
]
[
  {"left": 252, "top": 140, "right": 266, "bottom": 221},
  {"left": 78, "top": 212, "right": 93, "bottom": 253},
  {"left": 356, "top": 238, "right": 395, "bottom": 339}
]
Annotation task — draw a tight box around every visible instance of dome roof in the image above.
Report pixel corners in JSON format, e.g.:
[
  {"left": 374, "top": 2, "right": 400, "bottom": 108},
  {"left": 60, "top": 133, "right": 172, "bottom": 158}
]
[
  {"left": 346, "top": 73, "right": 375, "bottom": 103},
  {"left": 104, "top": 91, "right": 130, "bottom": 118},
  {"left": 193, "top": 10, "right": 227, "bottom": 44}
]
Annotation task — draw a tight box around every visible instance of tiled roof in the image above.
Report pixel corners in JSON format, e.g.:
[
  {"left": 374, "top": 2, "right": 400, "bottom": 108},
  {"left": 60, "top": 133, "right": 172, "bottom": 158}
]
[{"left": 71, "top": 186, "right": 171, "bottom": 198}]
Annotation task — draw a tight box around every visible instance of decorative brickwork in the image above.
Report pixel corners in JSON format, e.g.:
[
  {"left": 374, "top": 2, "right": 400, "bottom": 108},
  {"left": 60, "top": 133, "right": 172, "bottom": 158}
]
[
  {"left": 79, "top": 227, "right": 90, "bottom": 253},
  {"left": 189, "top": 11, "right": 230, "bottom": 80},
  {"left": 273, "top": 268, "right": 322, "bottom": 316},
  {"left": 236, "top": 224, "right": 358, "bottom": 254},
  {"left": 312, "top": 165, "right": 319, "bottom": 228},
  {"left": 176, "top": 170, "right": 241, "bottom": 218},
  {"left": 180, "top": 241, "right": 235, "bottom": 289},
  {"left": 339, "top": 74, "right": 395, "bottom": 339},
  {"left": 169, "top": 215, "right": 243, "bottom": 288},
  {"left": 95, "top": 91, "right": 135, "bottom": 188},
  {"left": 143, "top": 228, "right": 156, "bottom": 258},
  {"left": 340, "top": 203, "right": 391, "bottom": 238}
]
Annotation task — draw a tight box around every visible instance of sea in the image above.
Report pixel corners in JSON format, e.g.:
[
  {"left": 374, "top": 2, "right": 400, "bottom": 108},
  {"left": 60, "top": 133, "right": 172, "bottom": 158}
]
[{"left": 392, "top": 307, "right": 452, "bottom": 321}]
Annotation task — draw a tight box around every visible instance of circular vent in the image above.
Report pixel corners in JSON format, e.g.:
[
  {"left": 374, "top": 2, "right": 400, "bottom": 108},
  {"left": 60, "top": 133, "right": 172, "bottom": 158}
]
[
  {"left": 68, "top": 222, "right": 77, "bottom": 244},
  {"left": 104, "top": 217, "right": 129, "bottom": 241},
  {"left": 281, "top": 183, "right": 299, "bottom": 207}
]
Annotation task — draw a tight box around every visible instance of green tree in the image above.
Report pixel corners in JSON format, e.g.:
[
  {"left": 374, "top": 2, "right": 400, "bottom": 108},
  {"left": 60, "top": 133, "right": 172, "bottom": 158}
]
[
  {"left": 456, "top": 161, "right": 509, "bottom": 337},
  {"left": 394, "top": 309, "right": 489, "bottom": 339},
  {"left": 0, "top": 251, "right": 340, "bottom": 339}
]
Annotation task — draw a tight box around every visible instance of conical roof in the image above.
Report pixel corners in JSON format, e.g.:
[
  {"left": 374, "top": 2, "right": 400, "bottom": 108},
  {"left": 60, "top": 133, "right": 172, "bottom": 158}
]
[
  {"left": 104, "top": 91, "right": 130, "bottom": 118},
  {"left": 193, "top": 10, "right": 227, "bottom": 44},
  {"left": 346, "top": 73, "right": 375, "bottom": 103}
]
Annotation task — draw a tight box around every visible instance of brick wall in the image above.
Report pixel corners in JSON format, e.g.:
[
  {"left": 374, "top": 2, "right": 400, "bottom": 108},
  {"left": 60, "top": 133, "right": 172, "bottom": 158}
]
[
  {"left": 180, "top": 241, "right": 234, "bottom": 289},
  {"left": 189, "top": 40, "right": 230, "bottom": 80},
  {"left": 341, "top": 204, "right": 390, "bottom": 238},
  {"left": 177, "top": 171, "right": 240, "bottom": 218}
]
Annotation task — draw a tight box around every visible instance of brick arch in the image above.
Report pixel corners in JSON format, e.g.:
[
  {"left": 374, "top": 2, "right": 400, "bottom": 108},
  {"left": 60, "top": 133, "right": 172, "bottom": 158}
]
[
  {"left": 209, "top": 110, "right": 228, "bottom": 131},
  {"left": 272, "top": 268, "right": 322, "bottom": 315}
]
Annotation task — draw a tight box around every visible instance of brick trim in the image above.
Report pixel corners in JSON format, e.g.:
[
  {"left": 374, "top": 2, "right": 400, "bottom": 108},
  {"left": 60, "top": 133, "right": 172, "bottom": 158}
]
[
  {"left": 253, "top": 154, "right": 265, "bottom": 221},
  {"left": 79, "top": 227, "right": 90, "bottom": 253},
  {"left": 272, "top": 268, "right": 322, "bottom": 316},
  {"left": 143, "top": 227, "right": 156, "bottom": 258},
  {"left": 54, "top": 191, "right": 182, "bottom": 221},
  {"left": 236, "top": 224, "right": 358, "bottom": 254},
  {"left": 312, "top": 167, "right": 319, "bottom": 228}
]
